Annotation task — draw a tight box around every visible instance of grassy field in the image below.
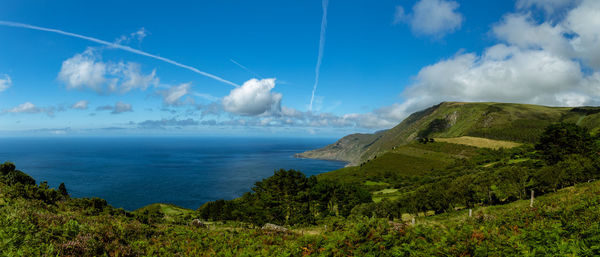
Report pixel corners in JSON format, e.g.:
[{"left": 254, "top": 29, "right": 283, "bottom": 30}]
[
  {"left": 134, "top": 203, "right": 195, "bottom": 223},
  {"left": 434, "top": 136, "right": 521, "bottom": 149},
  {"left": 319, "top": 141, "right": 479, "bottom": 187},
  {"left": 372, "top": 188, "right": 400, "bottom": 202}
]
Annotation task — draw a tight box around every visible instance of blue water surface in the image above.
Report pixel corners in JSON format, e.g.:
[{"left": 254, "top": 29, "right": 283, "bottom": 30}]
[{"left": 0, "top": 137, "right": 345, "bottom": 210}]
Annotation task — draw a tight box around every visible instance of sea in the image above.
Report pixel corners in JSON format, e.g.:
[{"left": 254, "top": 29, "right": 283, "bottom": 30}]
[{"left": 0, "top": 137, "right": 346, "bottom": 210}]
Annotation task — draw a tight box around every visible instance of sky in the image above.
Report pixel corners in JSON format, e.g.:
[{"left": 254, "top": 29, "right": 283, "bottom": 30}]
[{"left": 0, "top": 0, "right": 599, "bottom": 137}]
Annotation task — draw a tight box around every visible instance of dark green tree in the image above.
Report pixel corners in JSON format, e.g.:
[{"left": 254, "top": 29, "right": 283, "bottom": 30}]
[
  {"left": 535, "top": 123, "right": 596, "bottom": 164},
  {"left": 58, "top": 182, "right": 69, "bottom": 197},
  {"left": 250, "top": 169, "right": 312, "bottom": 225}
]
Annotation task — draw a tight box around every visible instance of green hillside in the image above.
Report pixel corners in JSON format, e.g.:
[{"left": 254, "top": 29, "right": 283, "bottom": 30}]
[
  {"left": 317, "top": 141, "right": 479, "bottom": 186},
  {"left": 299, "top": 102, "right": 600, "bottom": 165}
]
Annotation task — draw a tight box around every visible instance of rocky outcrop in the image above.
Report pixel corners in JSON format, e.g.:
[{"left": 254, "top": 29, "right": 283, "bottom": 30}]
[{"left": 261, "top": 223, "right": 288, "bottom": 233}]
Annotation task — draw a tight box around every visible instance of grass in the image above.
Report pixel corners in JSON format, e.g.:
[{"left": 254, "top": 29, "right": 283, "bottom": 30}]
[
  {"left": 318, "top": 151, "right": 447, "bottom": 185},
  {"left": 434, "top": 136, "right": 521, "bottom": 149},
  {"left": 372, "top": 188, "right": 401, "bottom": 203},
  {"left": 319, "top": 142, "right": 478, "bottom": 187},
  {"left": 364, "top": 181, "right": 390, "bottom": 186},
  {"left": 133, "top": 203, "right": 195, "bottom": 223}
]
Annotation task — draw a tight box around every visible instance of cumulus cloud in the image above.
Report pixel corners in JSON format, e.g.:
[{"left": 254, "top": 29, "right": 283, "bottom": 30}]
[
  {"left": 71, "top": 100, "right": 89, "bottom": 110},
  {"left": 58, "top": 48, "right": 158, "bottom": 93},
  {"left": 403, "top": 45, "right": 586, "bottom": 107},
  {"left": 222, "top": 78, "right": 282, "bottom": 116},
  {"left": 396, "top": 0, "right": 463, "bottom": 37},
  {"left": 96, "top": 101, "right": 133, "bottom": 114},
  {"left": 492, "top": 14, "right": 573, "bottom": 57},
  {"left": 0, "top": 74, "right": 12, "bottom": 92}
]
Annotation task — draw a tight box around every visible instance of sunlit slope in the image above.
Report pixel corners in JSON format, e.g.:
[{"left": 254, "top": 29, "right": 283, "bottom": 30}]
[
  {"left": 317, "top": 141, "right": 479, "bottom": 185},
  {"left": 300, "top": 102, "right": 600, "bottom": 165},
  {"left": 434, "top": 136, "right": 521, "bottom": 149}
]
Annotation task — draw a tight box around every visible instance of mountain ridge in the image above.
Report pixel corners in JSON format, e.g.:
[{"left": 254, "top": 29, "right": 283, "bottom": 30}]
[{"left": 297, "top": 101, "right": 600, "bottom": 165}]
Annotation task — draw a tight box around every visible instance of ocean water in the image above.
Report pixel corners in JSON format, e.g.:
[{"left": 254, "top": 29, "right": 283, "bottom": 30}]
[{"left": 0, "top": 137, "right": 345, "bottom": 210}]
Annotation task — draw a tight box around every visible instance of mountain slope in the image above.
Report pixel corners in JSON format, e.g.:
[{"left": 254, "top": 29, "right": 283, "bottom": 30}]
[
  {"left": 295, "top": 132, "right": 384, "bottom": 166},
  {"left": 299, "top": 102, "right": 600, "bottom": 165}
]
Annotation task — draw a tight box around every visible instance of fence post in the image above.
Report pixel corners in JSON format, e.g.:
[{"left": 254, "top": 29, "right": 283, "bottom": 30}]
[
  {"left": 411, "top": 217, "right": 415, "bottom": 225},
  {"left": 530, "top": 189, "right": 534, "bottom": 208},
  {"left": 469, "top": 209, "right": 472, "bottom": 217}
]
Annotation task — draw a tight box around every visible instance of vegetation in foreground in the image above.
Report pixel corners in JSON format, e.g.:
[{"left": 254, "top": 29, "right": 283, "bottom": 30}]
[{"left": 1, "top": 122, "right": 600, "bottom": 256}]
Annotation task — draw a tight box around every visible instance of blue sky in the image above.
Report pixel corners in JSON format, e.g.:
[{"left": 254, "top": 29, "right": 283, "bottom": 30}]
[{"left": 0, "top": 0, "right": 598, "bottom": 137}]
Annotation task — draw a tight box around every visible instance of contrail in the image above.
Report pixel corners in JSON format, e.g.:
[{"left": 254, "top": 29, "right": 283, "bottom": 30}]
[
  {"left": 230, "top": 59, "right": 263, "bottom": 79},
  {"left": 0, "top": 20, "right": 239, "bottom": 87},
  {"left": 309, "top": 0, "right": 329, "bottom": 111}
]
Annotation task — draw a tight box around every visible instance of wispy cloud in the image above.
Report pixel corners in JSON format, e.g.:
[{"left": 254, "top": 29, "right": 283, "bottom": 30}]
[
  {"left": 230, "top": 59, "right": 263, "bottom": 79},
  {"left": 2, "top": 102, "right": 62, "bottom": 116},
  {"left": 96, "top": 101, "right": 133, "bottom": 114},
  {"left": 160, "top": 83, "right": 192, "bottom": 106},
  {"left": 136, "top": 118, "right": 199, "bottom": 129},
  {"left": 0, "top": 74, "right": 11, "bottom": 92},
  {"left": 0, "top": 20, "right": 239, "bottom": 87},
  {"left": 309, "top": 0, "right": 329, "bottom": 111},
  {"left": 71, "top": 100, "right": 89, "bottom": 110}
]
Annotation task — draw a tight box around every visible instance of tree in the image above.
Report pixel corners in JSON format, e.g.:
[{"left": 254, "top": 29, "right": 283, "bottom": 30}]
[
  {"left": 58, "top": 182, "right": 69, "bottom": 197},
  {"left": 0, "top": 161, "right": 16, "bottom": 175},
  {"left": 536, "top": 123, "right": 595, "bottom": 164},
  {"left": 250, "top": 169, "right": 313, "bottom": 225}
]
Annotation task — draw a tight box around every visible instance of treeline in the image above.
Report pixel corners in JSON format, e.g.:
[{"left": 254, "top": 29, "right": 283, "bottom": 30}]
[{"left": 198, "top": 170, "right": 371, "bottom": 226}]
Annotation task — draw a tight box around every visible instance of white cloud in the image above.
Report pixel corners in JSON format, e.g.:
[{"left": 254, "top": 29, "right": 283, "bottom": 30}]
[
  {"left": 58, "top": 49, "right": 106, "bottom": 91},
  {"left": 516, "top": 0, "right": 579, "bottom": 14},
  {"left": 113, "top": 62, "right": 158, "bottom": 92},
  {"left": 565, "top": 0, "right": 600, "bottom": 69},
  {"left": 58, "top": 48, "right": 158, "bottom": 93},
  {"left": 96, "top": 101, "right": 133, "bottom": 114},
  {"left": 71, "top": 100, "right": 89, "bottom": 110},
  {"left": 1, "top": 102, "right": 61, "bottom": 116},
  {"left": 5, "top": 102, "right": 40, "bottom": 113},
  {"left": 402, "top": 45, "right": 586, "bottom": 107},
  {"left": 0, "top": 74, "right": 12, "bottom": 92},
  {"left": 222, "top": 78, "right": 282, "bottom": 116},
  {"left": 396, "top": 0, "right": 463, "bottom": 37},
  {"left": 115, "top": 27, "right": 148, "bottom": 45},
  {"left": 162, "top": 83, "right": 191, "bottom": 105},
  {"left": 492, "top": 14, "right": 573, "bottom": 57}
]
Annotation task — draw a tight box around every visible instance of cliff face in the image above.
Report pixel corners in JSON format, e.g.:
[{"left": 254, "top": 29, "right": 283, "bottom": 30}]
[
  {"left": 295, "top": 132, "right": 383, "bottom": 166},
  {"left": 298, "top": 102, "right": 600, "bottom": 166}
]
